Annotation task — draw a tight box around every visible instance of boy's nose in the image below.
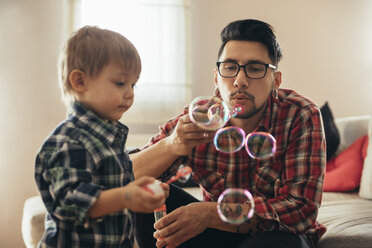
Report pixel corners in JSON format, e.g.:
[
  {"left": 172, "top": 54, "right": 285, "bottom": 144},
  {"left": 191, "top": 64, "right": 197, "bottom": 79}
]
[{"left": 124, "top": 86, "right": 135, "bottom": 98}]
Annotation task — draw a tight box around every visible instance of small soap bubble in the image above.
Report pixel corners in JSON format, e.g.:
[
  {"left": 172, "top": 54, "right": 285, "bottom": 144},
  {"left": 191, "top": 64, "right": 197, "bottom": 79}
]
[
  {"left": 213, "top": 127, "right": 246, "bottom": 153},
  {"left": 230, "top": 104, "right": 243, "bottom": 118},
  {"left": 245, "top": 132, "right": 277, "bottom": 159},
  {"left": 189, "top": 96, "right": 230, "bottom": 130},
  {"left": 217, "top": 188, "right": 255, "bottom": 224}
]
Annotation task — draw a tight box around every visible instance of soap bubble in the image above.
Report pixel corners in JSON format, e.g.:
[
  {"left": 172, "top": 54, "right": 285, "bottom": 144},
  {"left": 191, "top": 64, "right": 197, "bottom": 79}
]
[
  {"left": 245, "top": 132, "right": 277, "bottom": 159},
  {"left": 213, "top": 127, "right": 246, "bottom": 153},
  {"left": 230, "top": 104, "right": 243, "bottom": 118},
  {"left": 217, "top": 188, "right": 255, "bottom": 224},
  {"left": 189, "top": 96, "right": 277, "bottom": 159},
  {"left": 213, "top": 128, "right": 277, "bottom": 159},
  {"left": 189, "top": 96, "right": 230, "bottom": 130}
]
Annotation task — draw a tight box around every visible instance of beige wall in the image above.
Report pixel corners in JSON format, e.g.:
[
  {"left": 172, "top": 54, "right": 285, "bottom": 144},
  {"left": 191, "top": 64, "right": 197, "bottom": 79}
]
[
  {"left": 0, "top": 0, "right": 67, "bottom": 246},
  {"left": 0, "top": 0, "right": 371, "bottom": 246},
  {"left": 190, "top": 0, "right": 372, "bottom": 118}
]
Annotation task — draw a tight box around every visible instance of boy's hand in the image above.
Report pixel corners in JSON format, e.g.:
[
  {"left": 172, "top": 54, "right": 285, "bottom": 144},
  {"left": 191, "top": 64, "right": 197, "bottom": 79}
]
[
  {"left": 159, "top": 182, "right": 170, "bottom": 199},
  {"left": 122, "top": 176, "right": 166, "bottom": 213}
]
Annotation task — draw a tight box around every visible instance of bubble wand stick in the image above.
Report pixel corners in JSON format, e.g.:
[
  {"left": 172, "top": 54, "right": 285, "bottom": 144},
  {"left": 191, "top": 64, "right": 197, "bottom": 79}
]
[{"left": 153, "top": 166, "right": 192, "bottom": 221}]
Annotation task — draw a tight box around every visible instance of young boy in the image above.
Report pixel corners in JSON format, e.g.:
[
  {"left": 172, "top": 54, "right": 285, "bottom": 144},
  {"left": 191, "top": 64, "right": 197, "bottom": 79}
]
[{"left": 34, "top": 26, "right": 168, "bottom": 248}]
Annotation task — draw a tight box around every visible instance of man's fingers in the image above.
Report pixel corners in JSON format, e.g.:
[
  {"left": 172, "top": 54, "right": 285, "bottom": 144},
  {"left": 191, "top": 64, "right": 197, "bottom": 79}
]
[
  {"left": 154, "top": 211, "right": 177, "bottom": 230},
  {"left": 180, "top": 114, "right": 192, "bottom": 124},
  {"left": 154, "top": 220, "right": 180, "bottom": 239},
  {"left": 155, "top": 227, "right": 190, "bottom": 248},
  {"left": 182, "top": 130, "right": 215, "bottom": 140},
  {"left": 155, "top": 229, "right": 183, "bottom": 248}
]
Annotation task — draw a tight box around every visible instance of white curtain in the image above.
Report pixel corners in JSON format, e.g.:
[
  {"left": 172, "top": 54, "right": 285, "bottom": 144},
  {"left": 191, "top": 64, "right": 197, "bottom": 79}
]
[{"left": 73, "top": 0, "right": 191, "bottom": 130}]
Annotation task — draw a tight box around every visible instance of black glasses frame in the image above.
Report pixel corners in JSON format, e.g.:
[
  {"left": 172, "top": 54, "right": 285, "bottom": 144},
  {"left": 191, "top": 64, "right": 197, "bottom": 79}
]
[{"left": 216, "top": 61, "right": 277, "bottom": 79}]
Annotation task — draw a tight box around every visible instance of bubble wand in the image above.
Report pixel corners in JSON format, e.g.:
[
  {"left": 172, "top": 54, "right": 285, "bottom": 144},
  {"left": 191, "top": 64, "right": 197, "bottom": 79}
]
[{"left": 152, "top": 166, "right": 192, "bottom": 221}]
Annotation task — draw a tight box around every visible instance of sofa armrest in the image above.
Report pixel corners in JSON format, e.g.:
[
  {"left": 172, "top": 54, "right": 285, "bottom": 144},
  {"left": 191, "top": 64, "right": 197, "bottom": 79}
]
[{"left": 22, "top": 195, "right": 46, "bottom": 248}]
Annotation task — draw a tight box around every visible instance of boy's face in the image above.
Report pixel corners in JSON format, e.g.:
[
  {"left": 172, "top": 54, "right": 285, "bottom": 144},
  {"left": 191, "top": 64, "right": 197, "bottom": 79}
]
[{"left": 79, "top": 63, "right": 138, "bottom": 122}]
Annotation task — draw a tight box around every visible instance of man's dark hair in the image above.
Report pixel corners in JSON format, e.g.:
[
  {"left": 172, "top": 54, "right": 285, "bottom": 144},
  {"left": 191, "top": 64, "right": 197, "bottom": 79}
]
[{"left": 218, "top": 19, "right": 283, "bottom": 66}]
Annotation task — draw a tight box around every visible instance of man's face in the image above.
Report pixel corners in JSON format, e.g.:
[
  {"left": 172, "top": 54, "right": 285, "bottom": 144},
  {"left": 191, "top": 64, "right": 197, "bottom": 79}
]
[{"left": 214, "top": 40, "right": 281, "bottom": 119}]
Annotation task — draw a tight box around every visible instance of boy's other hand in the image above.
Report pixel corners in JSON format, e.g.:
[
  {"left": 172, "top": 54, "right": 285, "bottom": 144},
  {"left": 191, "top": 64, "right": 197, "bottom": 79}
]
[{"left": 159, "top": 182, "right": 170, "bottom": 199}]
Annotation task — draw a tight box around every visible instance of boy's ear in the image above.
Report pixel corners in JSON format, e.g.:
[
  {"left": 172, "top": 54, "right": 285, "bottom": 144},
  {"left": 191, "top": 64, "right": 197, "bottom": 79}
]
[{"left": 69, "top": 70, "right": 87, "bottom": 93}]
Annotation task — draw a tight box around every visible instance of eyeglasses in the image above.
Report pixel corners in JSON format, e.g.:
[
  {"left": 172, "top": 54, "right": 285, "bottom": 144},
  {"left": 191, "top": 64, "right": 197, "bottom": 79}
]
[{"left": 216, "top": 61, "right": 277, "bottom": 79}]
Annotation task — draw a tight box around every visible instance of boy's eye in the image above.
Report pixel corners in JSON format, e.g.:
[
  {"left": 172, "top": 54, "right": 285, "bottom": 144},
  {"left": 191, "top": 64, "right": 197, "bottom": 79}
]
[{"left": 115, "top": 82, "right": 125, "bottom": 87}]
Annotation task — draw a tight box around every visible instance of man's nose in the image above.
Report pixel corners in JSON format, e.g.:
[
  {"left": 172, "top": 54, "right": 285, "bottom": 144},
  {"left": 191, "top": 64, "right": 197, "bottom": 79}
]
[{"left": 233, "top": 68, "right": 249, "bottom": 88}]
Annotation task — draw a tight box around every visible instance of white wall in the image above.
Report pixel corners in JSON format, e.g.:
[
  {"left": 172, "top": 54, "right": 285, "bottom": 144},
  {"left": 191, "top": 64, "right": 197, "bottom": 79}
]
[
  {"left": 0, "top": 0, "right": 67, "bottom": 246},
  {"left": 190, "top": 0, "right": 372, "bottom": 118},
  {"left": 0, "top": 0, "right": 371, "bottom": 246}
]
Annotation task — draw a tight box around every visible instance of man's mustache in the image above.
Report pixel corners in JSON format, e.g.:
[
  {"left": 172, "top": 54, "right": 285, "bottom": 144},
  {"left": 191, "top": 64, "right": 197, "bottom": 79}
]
[{"left": 230, "top": 91, "right": 255, "bottom": 100}]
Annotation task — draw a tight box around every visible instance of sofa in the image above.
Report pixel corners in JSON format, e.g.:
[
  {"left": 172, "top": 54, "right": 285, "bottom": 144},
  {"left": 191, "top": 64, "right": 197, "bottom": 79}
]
[
  {"left": 22, "top": 115, "right": 372, "bottom": 248},
  {"left": 316, "top": 115, "right": 372, "bottom": 248}
]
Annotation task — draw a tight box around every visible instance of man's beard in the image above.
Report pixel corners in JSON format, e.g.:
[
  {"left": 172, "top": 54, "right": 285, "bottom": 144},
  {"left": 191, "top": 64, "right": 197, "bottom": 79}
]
[
  {"left": 230, "top": 91, "right": 269, "bottom": 119},
  {"left": 235, "top": 101, "right": 267, "bottom": 119}
]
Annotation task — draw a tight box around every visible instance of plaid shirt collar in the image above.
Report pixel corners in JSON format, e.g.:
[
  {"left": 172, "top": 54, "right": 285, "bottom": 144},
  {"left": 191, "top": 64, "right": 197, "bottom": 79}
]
[{"left": 69, "top": 102, "right": 129, "bottom": 148}]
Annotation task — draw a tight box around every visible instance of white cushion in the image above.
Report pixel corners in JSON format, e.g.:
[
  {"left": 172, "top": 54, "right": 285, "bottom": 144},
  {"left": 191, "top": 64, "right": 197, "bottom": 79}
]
[
  {"left": 334, "top": 115, "right": 372, "bottom": 199},
  {"left": 334, "top": 115, "right": 370, "bottom": 154},
  {"left": 359, "top": 116, "right": 372, "bottom": 199},
  {"left": 22, "top": 195, "right": 46, "bottom": 248}
]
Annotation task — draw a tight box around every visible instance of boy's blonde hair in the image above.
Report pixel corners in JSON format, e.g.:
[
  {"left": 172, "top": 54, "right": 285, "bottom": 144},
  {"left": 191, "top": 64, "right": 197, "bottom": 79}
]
[{"left": 58, "top": 25, "right": 141, "bottom": 106}]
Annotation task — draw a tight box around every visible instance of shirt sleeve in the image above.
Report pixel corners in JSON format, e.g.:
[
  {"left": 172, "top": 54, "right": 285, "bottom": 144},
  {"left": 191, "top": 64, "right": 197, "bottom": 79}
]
[
  {"left": 38, "top": 141, "right": 103, "bottom": 226},
  {"left": 139, "top": 110, "right": 189, "bottom": 182},
  {"left": 254, "top": 105, "right": 326, "bottom": 234}
]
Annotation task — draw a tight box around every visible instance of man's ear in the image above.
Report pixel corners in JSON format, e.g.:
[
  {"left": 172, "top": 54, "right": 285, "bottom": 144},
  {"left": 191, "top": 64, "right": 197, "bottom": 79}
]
[
  {"left": 69, "top": 69, "right": 87, "bottom": 93},
  {"left": 273, "top": 71, "right": 282, "bottom": 90},
  {"left": 213, "top": 68, "right": 218, "bottom": 87}
]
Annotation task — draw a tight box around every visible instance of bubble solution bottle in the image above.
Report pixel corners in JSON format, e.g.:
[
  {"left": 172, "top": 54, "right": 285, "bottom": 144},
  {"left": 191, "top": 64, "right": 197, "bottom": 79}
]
[
  {"left": 154, "top": 204, "right": 167, "bottom": 221},
  {"left": 143, "top": 181, "right": 167, "bottom": 221}
]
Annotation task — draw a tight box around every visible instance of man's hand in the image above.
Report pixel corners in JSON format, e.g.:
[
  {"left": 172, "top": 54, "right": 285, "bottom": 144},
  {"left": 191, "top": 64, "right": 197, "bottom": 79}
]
[
  {"left": 166, "top": 115, "right": 215, "bottom": 156},
  {"left": 153, "top": 202, "right": 208, "bottom": 248}
]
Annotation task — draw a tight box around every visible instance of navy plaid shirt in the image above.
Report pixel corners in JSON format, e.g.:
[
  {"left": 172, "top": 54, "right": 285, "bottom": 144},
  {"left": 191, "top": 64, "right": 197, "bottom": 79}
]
[{"left": 35, "top": 102, "right": 134, "bottom": 248}]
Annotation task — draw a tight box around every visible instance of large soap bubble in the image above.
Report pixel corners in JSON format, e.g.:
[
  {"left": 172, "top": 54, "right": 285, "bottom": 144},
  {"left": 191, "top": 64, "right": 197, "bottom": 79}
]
[
  {"left": 189, "top": 96, "right": 277, "bottom": 159},
  {"left": 189, "top": 96, "right": 230, "bottom": 130},
  {"left": 217, "top": 188, "right": 255, "bottom": 224},
  {"left": 245, "top": 132, "right": 277, "bottom": 159},
  {"left": 214, "top": 127, "right": 277, "bottom": 159},
  {"left": 213, "top": 126, "right": 246, "bottom": 153}
]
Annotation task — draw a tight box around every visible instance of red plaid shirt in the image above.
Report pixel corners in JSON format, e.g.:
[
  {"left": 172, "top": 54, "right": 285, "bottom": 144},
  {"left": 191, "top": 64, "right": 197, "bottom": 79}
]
[{"left": 143, "top": 89, "right": 326, "bottom": 244}]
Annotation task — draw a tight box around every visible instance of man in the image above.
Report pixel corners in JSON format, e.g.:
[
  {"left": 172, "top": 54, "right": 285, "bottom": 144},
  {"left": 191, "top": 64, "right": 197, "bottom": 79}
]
[{"left": 131, "top": 19, "right": 326, "bottom": 248}]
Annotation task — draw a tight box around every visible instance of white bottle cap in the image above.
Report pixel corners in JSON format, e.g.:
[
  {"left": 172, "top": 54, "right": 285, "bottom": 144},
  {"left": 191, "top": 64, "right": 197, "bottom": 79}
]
[{"left": 144, "top": 181, "right": 164, "bottom": 196}]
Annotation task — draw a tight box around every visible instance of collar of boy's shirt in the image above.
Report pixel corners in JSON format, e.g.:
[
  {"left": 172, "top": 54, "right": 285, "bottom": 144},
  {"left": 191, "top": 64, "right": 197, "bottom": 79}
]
[{"left": 69, "top": 102, "right": 128, "bottom": 147}]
